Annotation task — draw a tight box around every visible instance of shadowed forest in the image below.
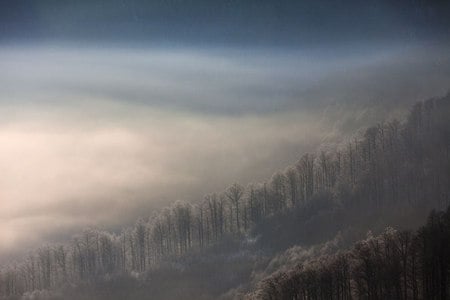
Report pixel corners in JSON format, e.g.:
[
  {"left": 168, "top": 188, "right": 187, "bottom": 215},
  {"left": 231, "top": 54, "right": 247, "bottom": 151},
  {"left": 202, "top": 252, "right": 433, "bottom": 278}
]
[
  {"left": 249, "top": 208, "right": 450, "bottom": 300},
  {"left": 1, "top": 94, "right": 449, "bottom": 299}
]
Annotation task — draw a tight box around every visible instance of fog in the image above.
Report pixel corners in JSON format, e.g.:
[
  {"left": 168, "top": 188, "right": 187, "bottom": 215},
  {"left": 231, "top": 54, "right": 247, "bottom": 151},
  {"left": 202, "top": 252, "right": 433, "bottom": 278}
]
[{"left": 0, "top": 43, "right": 449, "bottom": 262}]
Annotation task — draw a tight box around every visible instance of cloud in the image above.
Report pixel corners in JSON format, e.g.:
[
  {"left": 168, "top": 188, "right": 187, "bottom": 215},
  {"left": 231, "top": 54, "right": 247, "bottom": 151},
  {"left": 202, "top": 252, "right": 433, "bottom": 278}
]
[
  {"left": 0, "top": 104, "right": 326, "bottom": 261},
  {"left": 0, "top": 43, "right": 449, "bottom": 262}
]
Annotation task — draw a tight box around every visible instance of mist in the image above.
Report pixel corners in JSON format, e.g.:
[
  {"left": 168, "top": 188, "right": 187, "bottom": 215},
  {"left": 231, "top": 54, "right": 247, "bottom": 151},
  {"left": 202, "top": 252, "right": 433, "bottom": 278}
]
[
  {"left": 1, "top": 1, "right": 450, "bottom": 299},
  {"left": 0, "top": 43, "right": 449, "bottom": 264}
]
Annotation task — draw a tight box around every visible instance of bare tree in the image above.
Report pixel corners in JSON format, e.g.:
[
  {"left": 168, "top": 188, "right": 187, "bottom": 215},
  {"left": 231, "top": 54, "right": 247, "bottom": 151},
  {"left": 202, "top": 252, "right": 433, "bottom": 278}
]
[{"left": 225, "top": 183, "right": 244, "bottom": 232}]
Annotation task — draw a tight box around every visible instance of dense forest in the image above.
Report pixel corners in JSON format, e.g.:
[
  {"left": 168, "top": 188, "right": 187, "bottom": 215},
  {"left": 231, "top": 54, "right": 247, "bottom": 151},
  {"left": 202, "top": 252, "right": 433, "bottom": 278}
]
[
  {"left": 1, "top": 94, "right": 449, "bottom": 299},
  {"left": 248, "top": 206, "right": 450, "bottom": 300}
]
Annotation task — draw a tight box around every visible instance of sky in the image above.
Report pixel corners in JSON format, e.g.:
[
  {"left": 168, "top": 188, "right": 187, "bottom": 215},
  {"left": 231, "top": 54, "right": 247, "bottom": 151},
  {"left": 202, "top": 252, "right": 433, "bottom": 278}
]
[{"left": 0, "top": 1, "right": 450, "bottom": 262}]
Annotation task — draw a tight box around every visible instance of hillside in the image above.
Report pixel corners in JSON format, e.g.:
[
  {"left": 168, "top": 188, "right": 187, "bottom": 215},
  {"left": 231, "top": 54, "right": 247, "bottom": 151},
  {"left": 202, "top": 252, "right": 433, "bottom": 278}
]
[
  {"left": 247, "top": 206, "right": 450, "bottom": 300},
  {"left": 1, "top": 93, "right": 449, "bottom": 300}
]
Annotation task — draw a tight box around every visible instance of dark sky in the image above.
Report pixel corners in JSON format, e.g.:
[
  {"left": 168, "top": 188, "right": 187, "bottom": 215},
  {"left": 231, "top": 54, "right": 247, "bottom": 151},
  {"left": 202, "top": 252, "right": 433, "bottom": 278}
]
[{"left": 1, "top": 0, "right": 450, "bottom": 46}]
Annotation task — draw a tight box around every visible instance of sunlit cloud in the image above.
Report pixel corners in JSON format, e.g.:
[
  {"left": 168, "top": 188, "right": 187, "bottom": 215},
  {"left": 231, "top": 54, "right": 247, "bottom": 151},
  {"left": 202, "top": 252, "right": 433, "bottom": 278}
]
[{"left": 0, "top": 44, "right": 449, "bottom": 262}]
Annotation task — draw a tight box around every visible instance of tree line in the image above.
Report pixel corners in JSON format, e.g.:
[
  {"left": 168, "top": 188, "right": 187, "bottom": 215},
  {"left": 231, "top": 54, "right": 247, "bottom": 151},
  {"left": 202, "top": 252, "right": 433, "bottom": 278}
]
[
  {"left": 1, "top": 95, "right": 449, "bottom": 298},
  {"left": 248, "top": 206, "right": 450, "bottom": 300}
]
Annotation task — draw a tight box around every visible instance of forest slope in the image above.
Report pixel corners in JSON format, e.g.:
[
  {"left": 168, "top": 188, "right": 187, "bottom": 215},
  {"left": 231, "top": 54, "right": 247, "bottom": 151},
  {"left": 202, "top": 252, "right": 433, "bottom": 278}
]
[
  {"left": 1, "top": 94, "right": 449, "bottom": 299},
  {"left": 247, "top": 206, "right": 450, "bottom": 300}
]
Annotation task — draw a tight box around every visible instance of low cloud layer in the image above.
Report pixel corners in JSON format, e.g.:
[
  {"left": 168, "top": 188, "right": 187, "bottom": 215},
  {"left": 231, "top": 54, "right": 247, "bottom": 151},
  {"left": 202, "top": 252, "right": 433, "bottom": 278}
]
[{"left": 0, "top": 44, "right": 449, "bottom": 262}]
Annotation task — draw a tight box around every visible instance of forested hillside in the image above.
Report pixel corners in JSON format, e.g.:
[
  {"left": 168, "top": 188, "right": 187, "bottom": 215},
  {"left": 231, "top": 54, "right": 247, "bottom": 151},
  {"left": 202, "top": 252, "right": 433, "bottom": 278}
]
[
  {"left": 248, "top": 206, "right": 450, "bottom": 300},
  {"left": 1, "top": 94, "right": 449, "bottom": 299}
]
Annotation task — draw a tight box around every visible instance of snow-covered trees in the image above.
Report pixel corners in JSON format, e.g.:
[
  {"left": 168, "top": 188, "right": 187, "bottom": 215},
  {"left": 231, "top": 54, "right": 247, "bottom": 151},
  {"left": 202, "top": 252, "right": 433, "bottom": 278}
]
[{"left": 250, "top": 206, "right": 450, "bottom": 300}]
